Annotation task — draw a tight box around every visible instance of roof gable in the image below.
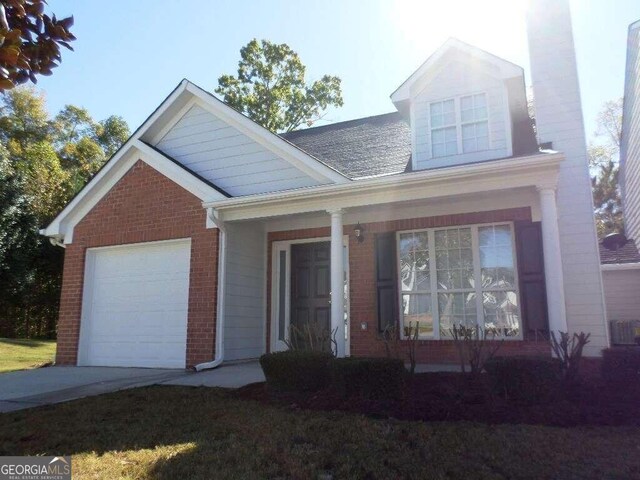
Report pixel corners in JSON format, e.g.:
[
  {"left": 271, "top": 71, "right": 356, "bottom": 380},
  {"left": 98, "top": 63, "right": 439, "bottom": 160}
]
[
  {"left": 43, "top": 79, "right": 351, "bottom": 243},
  {"left": 391, "top": 38, "right": 523, "bottom": 109},
  {"left": 42, "top": 141, "right": 227, "bottom": 243},
  {"left": 154, "top": 102, "right": 334, "bottom": 195},
  {"left": 143, "top": 81, "right": 350, "bottom": 189}
]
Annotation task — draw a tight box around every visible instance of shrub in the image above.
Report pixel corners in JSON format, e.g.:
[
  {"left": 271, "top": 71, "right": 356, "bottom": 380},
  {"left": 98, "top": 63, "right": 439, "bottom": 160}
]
[
  {"left": 449, "top": 325, "right": 503, "bottom": 376},
  {"left": 602, "top": 348, "right": 640, "bottom": 385},
  {"left": 330, "top": 357, "right": 406, "bottom": 400},
  {"left": 550, "top": 331, "right": 590, "bottom": 384},
  {"left": 259, "top": 350, "right": 333, "bottom": 392},
  {"left": 485, "top": 356, "right": 562, "bottom": 404}
]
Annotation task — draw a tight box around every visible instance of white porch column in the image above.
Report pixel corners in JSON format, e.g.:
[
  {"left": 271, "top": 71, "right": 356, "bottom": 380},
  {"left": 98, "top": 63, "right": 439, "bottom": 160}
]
[
  {"left": 537, "top": 186, "right": 568, "bottom": 333},
  {"left": 329, "top": 208, "right": 346, "bottom": 357}
]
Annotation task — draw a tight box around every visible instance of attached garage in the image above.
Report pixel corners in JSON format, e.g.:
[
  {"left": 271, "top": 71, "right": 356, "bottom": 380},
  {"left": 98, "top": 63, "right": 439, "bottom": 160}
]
[{"left": 77, "top": 239, "right": 191, "bottom": 368}]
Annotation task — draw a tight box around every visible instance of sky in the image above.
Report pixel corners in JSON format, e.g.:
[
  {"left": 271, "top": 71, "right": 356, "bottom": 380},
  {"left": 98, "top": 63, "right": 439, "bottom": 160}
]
[{"left": 35, "top": 0, "right": 640, "bottom": 142}]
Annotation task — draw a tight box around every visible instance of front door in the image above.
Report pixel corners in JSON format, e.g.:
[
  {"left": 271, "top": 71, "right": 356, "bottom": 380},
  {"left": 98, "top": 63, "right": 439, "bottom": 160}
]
[{"left": 290, "top": 242, "right": 332, "bottom": 352}]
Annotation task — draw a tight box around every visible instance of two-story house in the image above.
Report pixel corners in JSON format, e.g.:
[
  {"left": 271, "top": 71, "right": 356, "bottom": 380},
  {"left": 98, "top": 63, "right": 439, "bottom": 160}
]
[{"left": 42, "top": 0, "right": 609, "bottom": 369}]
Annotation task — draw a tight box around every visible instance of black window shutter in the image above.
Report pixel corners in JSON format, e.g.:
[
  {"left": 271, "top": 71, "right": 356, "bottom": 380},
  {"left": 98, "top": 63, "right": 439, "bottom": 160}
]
[
  {"left": 375, "top": 232, "right": 398, "bottom": 332},
  {"left": 514, "top": 221, "right": 549, "bottom": 340}
]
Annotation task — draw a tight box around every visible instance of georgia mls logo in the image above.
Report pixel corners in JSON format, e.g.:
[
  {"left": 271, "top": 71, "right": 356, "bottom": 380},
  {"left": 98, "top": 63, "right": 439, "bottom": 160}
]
[{"left": 0, "top": 456, "right": 71, "bottom": 480}]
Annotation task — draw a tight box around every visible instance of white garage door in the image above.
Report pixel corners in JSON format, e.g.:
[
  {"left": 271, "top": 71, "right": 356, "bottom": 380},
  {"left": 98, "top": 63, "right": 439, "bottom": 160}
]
[{"left": 78, "top": 239, "right": 191, "bottom": 368}]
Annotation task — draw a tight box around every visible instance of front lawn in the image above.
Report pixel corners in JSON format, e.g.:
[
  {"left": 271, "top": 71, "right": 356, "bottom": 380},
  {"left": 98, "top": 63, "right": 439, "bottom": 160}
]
[
  {"left": 1, "top": 386, "right": 639, "bottom": 479},
  {"left": 0, "top": 338, "right": 56, "bottom": 373}
]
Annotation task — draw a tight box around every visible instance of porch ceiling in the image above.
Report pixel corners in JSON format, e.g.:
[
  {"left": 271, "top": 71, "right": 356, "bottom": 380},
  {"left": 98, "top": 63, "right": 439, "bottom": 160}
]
[{"left": 205, "top": 152, "right": 563, "bottom": 222}]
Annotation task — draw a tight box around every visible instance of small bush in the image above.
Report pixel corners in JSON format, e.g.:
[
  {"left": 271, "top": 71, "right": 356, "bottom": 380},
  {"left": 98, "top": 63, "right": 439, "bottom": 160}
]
[
  {"left": 602, "top": 348, "right": 640, "bottom": 385},
  {"left": 330, "top": 357, "right": 405, "bottom": 400},
  {"left": 259, "top": 350, "right": 333, "bottom": 392},
  {"left": 485, "top": 356, "right": 562, "bottom": 404}
]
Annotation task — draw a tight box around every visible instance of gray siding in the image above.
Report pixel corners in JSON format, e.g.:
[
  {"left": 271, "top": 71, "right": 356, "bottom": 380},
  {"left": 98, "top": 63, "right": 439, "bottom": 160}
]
[
  {"left": 602, "top": 269, "right": 640, "bottom": 321},
  {"left": 156, "top": 105, "right": 325, "bottom": 196},
  {"left": 413, "top": 54, "right": 510, "bottom": 170},
  {"left": 224, "top": 222, "right": 266, "bottom": 360},
  {"left": 622, "top": 21, "right": 640, "bottom": 243}
]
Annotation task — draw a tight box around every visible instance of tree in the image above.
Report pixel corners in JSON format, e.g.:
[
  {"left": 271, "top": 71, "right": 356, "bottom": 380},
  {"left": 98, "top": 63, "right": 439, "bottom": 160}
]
[
  {"left": 0, "top": 0, "right": 75, "bottom": 90},
  {"left": 216, "top": 39, "right": 343, "bottom": 132},
  {"left": 0, "top": 86, "right": 129, "bottom": 338},
  {"left": 589, "top": 98, "right": 624, "bottom": 237}
]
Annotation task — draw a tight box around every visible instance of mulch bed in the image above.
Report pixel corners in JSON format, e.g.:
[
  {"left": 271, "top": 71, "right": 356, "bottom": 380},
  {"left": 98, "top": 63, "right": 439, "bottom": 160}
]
[{"left": 232, "top": 372, "right": 640, "bottom": 427}]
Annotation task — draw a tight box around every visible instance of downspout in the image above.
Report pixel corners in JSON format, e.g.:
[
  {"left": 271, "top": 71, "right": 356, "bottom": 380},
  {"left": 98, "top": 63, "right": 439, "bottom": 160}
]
[{"left": 194, "top": 207, "right": 226, "bottom": 371}]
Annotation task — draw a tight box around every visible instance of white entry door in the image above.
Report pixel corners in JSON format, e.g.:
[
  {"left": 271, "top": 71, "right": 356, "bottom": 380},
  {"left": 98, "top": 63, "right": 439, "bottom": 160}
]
[{"left": 78, "top": 239, "right": 191, "bottom": 368}]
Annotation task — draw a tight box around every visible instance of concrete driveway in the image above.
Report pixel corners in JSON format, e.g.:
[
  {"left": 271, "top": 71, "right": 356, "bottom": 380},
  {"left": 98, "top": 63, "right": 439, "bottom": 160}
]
[
  {"left": 0, "top": 367, "right": 190, "bottom": 412},
  {"left": 0, "top": 362, "right": 265, "bottom": 413}
]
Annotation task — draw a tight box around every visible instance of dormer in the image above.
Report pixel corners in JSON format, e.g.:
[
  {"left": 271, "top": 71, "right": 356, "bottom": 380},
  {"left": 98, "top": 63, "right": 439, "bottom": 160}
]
[{"left": 391, "top": 38, "right": 537, "bottom": 171}]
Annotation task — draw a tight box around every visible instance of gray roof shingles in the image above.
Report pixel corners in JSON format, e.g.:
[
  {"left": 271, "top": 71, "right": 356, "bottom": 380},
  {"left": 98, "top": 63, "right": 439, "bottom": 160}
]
[
  {"left": 600, "top": 239, "right": 640, "bottom": 264},
  {"left": 280, "top": 112, "right": 411, "bottom": 179}
]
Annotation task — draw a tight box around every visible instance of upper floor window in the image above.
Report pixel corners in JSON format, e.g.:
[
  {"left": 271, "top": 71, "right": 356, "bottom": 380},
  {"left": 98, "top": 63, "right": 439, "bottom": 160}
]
[
  {"left": 430, "top": 99, "right": 457, "bottom": 157},
  {"left": 461, "top": 93, "right": 489, "bottom": 153},
  {"left": 430, "top": 93, "right": 490, "bottom": 158}
]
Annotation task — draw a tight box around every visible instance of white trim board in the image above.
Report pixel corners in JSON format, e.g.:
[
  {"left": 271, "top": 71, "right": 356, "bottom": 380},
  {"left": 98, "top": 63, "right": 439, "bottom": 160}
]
[
  {"left": 391, "top": 38, "right": 523, "bottom": 107},
  {"left": 207, "top": 152, "right": 563, "bottom": 222},
  {"left": 601, "top": 263, "right": 640, "bottom": 271},
  {"left": 42, "top": 79, "right": 350, "bottom": 245},
  {"left": 41, "top": 142, "right": 225, "bottom": 244}
]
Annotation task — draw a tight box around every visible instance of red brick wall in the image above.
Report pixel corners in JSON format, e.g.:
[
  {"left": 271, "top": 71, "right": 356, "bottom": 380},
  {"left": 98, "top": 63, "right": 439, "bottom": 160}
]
[
  {"left": 56, "top": 160, "right": 218, "bottom": 367},
  {"left": 267, "top": 207, "right": 551, "bottom": 362}
]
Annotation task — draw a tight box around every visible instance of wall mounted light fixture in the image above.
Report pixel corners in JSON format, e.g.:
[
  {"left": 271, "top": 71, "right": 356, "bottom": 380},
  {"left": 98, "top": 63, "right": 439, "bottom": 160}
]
[{"left": 354, "top": 222, "right": 365, "bottom": 243}]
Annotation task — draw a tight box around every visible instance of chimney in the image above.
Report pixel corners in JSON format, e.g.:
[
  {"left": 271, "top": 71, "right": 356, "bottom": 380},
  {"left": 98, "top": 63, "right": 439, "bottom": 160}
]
[{"left": 526, "top": 0, "right": 609, "bottom": 353}]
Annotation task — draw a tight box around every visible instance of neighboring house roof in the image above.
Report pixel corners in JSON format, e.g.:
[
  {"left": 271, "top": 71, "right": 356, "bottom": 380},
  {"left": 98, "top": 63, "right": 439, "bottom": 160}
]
[
  {"left": 280, "top": 112, "right": 412, "bottom": 179},
  {"left": 599, "top": 239, "right": 640, "bottom": 264}
]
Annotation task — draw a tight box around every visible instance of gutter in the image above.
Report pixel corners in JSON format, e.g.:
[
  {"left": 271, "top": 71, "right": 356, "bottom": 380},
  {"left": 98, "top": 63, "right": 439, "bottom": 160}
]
[
  {"left": 203, "top": 151, "right": 564, "bottom": 210},
  {"left": 601, "top": 262, "right": 640, "bottom": 271},
  {"left": 194, "top": 207, "right": 227, "bottom": 371}
]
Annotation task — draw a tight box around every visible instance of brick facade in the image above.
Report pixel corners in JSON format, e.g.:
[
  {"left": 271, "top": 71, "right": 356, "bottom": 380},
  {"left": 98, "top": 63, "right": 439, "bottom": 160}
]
[
  {"left": 56, "top": 160, "right": 218, "bottom": 367},
  {"left": 267, "top": 207, "right": 551, "bottom": 363}
]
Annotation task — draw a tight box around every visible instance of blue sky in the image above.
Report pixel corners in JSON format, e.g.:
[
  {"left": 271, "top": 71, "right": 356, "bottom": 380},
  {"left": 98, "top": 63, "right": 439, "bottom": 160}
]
[{"left": 37, "top": 0, "right": 640, "bottom": 142}]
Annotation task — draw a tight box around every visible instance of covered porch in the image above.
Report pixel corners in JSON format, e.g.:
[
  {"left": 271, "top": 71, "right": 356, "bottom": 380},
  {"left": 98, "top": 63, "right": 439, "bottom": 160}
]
[{"left": 207, "top": 153, "right": 567, "bottom": 362}]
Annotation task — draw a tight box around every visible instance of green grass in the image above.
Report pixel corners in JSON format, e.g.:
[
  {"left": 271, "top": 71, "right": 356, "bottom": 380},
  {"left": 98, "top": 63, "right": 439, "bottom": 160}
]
[
  {"left": 0, "top": 338, "right": 56, "bottom": 373},
  {"left": 1, "top": 386, "right": 639, "bottom": 479}
]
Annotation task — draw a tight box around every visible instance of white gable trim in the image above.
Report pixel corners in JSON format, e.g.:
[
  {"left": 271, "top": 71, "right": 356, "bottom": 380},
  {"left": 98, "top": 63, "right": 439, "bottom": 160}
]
[
  {"left": 391, "top": 38, "right": 523, "bottom": 106},
  {"left": 181, "top": 82, "right": 349, "bottom": 184},
  {"left": 43, "top": 78, "right": 352, "bottom": 244},
  {"left": 41, "top": 140, "right": 227, "bottom": 244}
]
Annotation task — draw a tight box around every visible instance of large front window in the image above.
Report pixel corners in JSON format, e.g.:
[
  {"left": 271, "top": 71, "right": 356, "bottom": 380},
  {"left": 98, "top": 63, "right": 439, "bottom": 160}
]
[{"left": 398, "top": 223, "right": 520, "bottom": 339}]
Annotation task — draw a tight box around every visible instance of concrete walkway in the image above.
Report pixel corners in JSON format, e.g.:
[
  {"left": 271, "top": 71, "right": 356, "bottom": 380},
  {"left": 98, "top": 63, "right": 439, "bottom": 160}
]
[
  {"left": 0, "top": 361, "right": 457, "bottom": 413},
  {"left": 165, "top": 361, "right": 265, "bottom": 388}
]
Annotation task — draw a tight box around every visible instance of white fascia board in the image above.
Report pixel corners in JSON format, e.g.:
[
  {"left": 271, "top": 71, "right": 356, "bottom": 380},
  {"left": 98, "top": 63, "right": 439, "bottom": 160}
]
[
  {"left": 43, "top": 142, "right": 226, "bottom": 244},
  {"left": 42, "top": 81, "right": 192, "bottom": 239},
  {"left": 391, "top": 38, "right": 523, "bottom": 105},
  {"left": 205, "top": 152, "right": 564, "bottom": 221},
  {"left": 184, "top": 82, "right": 350, "bottom": 185},
  {"left": 133, "top": 140, "right": 227, "bottom": 201},
  {"left": 601, "top": 263, "right": 640, "bottom": 271}
]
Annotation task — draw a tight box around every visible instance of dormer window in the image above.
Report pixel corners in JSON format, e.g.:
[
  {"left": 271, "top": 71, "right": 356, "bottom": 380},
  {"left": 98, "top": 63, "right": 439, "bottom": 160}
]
[
  {"left": 430, "top": 93, "right": 490, "bottom": 158},
  {"left": 430, "top": 99, "right": 458, "bottom": 157},
  {"left": 461, "top": 93, "right": 489, "bottom": 153}
]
